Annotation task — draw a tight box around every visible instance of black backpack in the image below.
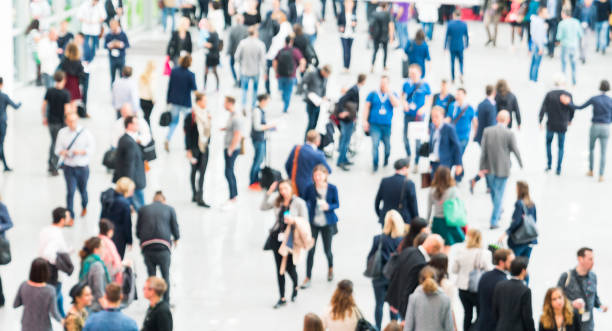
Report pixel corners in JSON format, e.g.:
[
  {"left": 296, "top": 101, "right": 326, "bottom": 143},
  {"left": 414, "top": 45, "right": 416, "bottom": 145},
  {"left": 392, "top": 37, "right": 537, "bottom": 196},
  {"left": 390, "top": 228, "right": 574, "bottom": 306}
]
[
  {"left": 368, "top": 16, "right": 381, "bottom": 40},
  {"left": 276, "top": 48, "right": 295, "bottom": 77}
]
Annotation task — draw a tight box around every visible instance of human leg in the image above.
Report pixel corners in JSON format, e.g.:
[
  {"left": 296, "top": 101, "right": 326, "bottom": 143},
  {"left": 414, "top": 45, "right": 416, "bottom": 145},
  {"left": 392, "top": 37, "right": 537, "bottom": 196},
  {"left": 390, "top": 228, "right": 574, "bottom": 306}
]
[
  {"left": 489, "top": 176, "right": 508, "bottom": 227},
  {"left": 0, "top": 122, "right": 8, "bottom": 169},
  {"left": 320, "top": 225, "right": 334, "bottom": 269},
  {"left": 273, "top": 250, "right": 286, "bottom": 299},
  {"left": 372, "top": 40, "right": 380, "bottom": 66},
  {"left": 381, "top": 41, "right": 389, "bottom": 68},
  {"left": 450, "top": 51, "right": 457, "bottom": 81},
  {"left": 250, "top": 140, "right": 266, "bottom": 185},
  {"left": 337, "top": 121, "right": 354, "bottom": 165},
  {"left": 372, "top": 278, "right": 387, "bottom": 330},
  {"left": 229, "top": 55, "right": 238, "bottom": 83},
  {"left": 158, "top": 249, "right": 172, "bottom": 302},
  {"left": 48, "top": 124, "right": 62, "bottom": 171},
  {"left": 224, "top": 149, "right": 240, "bottom": 199},
  {"left": 166, "top": 105, "right": 186, "bottom": 142},
  {"left": 197, "top": 150, "right": 209, "bottom": 202},
  {"left": 63, "top": 166, "right": 77, "bottom": 219},
  {"left": 589, "top": 125, "right": 597, "bottom": 173},
  {"left": 598, "top": 124, "right": 609, "bottom": 177},
  {"left": 568, "top": 47, "right": 577, "bottom": 85},
  {"left": 305, "top": 225, "right": 320, "bottom": 279},
  {"left": 75, "top": 166, "right": 90, "bottom": 212},
  {"left": 546, "top": 130, "right": 554, "bottom": 170},
  {"left": 556, "top": 131, "right": 566, "bottom": 174},
  {"left": 370, "top": 124, "right": 382, "bottom": 170},
  {"left": 403, "top": 113, "right": 411, "bottom": 157},
  {"left": 459, "top": 289, "right": 477, "bottom": 331},
  {"left": 341, "top": 38, "right": 350, "bottom": 69},
  {"left": 381, "top": 124, "right": 391, "bottom": 166}
]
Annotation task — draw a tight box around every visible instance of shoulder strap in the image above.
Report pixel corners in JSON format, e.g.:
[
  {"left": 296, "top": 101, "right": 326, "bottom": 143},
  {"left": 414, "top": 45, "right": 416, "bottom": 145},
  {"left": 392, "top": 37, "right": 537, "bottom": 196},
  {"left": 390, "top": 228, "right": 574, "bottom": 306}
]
[
  {"left": 564, "top": 269, "right": 572, "bottom": 288},
  {"left": 290, "top": 145, "right": 302, "bottom": 195},
  {"left": 397, "top": 177, "right": 408, "bottom": 210},
  {"left": 452, "top": 105, "right": 468, "bottom": 125},
  {"left": 66, "top": 129, "right": 85, "bottom": 152},
  {"left": 406, "top": 81, "right": 422, "bottom": 103}
]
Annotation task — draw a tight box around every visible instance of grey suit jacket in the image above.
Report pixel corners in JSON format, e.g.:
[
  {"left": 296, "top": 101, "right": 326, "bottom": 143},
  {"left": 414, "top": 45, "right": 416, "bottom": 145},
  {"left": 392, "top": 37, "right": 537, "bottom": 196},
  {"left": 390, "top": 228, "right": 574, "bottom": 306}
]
[{"left": 479, "top": 125, "right": 523, "bottom": 177}]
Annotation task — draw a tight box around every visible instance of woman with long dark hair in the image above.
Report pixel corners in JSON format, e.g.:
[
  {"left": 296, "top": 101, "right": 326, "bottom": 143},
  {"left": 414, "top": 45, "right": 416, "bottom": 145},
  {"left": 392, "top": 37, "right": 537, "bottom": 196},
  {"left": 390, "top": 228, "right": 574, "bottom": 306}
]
[
  {"left": 495, "top": 79, "right": 521, "bottom": 129},
  {"left": 13, "top": 258, "right": 60, "bottom": 331},
  {"left": 539, "top": 287, "right": 581, "bottom": 331},
  {"left": 427, "top": 166, "right": 465, "bottom": 253},
  {"left": 405, "top": 29, "right": 431, "bottom": 78},
  {"left": 397, "top": 217, "right": 429, "bottom": 252},
  {"left": 499, "top": 181, "right": 537, "bottom": 261},
  {"left": 261, "top": 180, "right": 313, "bottom": 309},
  {"left": 322, "top": 279, "right": 358, "bottom": 330},
  {"left": 78, "top": 237, "right": 111, "bottom": 312}
]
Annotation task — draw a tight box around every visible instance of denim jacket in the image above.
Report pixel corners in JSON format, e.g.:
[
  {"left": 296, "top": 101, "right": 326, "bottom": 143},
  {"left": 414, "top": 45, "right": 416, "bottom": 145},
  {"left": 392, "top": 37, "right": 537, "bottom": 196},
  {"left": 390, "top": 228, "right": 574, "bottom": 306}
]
[
  {"left": 558, "top": 268, "right": 601, "bottom": 317},
  {"left": 0, "top": 202, "right": 13, "bottom": 239}
]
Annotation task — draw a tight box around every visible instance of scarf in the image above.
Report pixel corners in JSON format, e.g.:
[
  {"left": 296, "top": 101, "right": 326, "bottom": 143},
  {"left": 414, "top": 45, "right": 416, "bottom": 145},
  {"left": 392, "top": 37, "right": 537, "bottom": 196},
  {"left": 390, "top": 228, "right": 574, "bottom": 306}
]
[
  {"left": 79, "top": 254, "right": 111, "bottom": 283},
  {"left": 193, "top": 105, "right": 211, "bottom": 153}
]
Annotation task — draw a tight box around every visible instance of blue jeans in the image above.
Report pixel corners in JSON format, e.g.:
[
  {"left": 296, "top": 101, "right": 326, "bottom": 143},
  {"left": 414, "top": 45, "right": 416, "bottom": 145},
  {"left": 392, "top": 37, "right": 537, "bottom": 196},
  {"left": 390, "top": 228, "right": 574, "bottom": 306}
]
[
  {"left": 63, "top": 166, "right": 89, "bottom": 218},
  {"left": 529, "top": 46, "right": 543, "bottom": 82},
  {"left": 589, "top": 124, "right": 610, "bottom": 176},
  {"left": 109, "top": 56, "right": 125, "bottom": 85},
  {"left": 422, "top": 22, "right": 434, "bottom": 40},
  {"left": 372, "top": 277, "right": 399, "bottom": 330},
  {"left": 337, "top": 121, "right": 354, "bottom": 165},
  {"left": 264, "top": 60, "right": 273, "bottom": 94},
  {"left": 455, "top": 139, "right": 469, "bottom": 182},
  {"left": 130, "top": 189, "right": 145, "bottom": 211},
  {"left": 83, "top": 35, "right": 99, "bottom": 62},
  {"left": 402, "top": 114, "right": 422, "bottom": 165},
  {"left": 224, "top": 149, "right": 240, "bottom": 199},
  {"left": 450, "top": 50, "right": 464, "bottom": 81},
  {"left": 241, "top": 75, "right": 259, "bottom": 109},
  {"left": 596, "top": 21, "right": 609, "bottom": 52},
  {"left": 305, "top": 102, "right": 320, "bottom": 135},
  {"left": 370, "top": 123, "right": 391, "bottom": 170},
  {"left": 396, "top": 21, "right": 409, "bottom": 50},
  {"left": 250, "top": 140, "right": 266, "bottom": 184},
  {"left": 486, "top": 174, "right": 508, "bottom": 227},
  {"left": 546, "top": 130, "right": 566, "bottom": 173},
  {"left": 278, "top": 77, "right": 295, "bottom": 113},
  {"left": 162, "top": 7, "right": 177, "bottom": 32},
  {"left": 55, "top": 282, "right": 65, "bottom": 317},
  {"left": 511, "top": 244, "right": 532, "bottom": 284},
  {"left": 229, "top": 55, "right": 238, "bottom": 83},
  {"left": 167, "top": 104, "right": 191, "bottom": 141},
  {"left": 340, "top": 37, "right": 353, "bottom": 69},
  {"left": 560, "top": 46, "right": 577, "bottom": 85}
]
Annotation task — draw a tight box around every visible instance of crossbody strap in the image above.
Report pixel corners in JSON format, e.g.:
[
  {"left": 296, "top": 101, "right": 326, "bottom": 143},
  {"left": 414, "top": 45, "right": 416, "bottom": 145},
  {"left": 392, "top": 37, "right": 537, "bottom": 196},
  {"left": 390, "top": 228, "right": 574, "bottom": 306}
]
[
  {"left": 66, "top": 129, "right": 85, "bottom": 152},
  {"left": 290, "top": 145, "right": 302, "bottom": 195},
  {"left": 452, "top": 105, "right": 468, "bottom": 125},
  {"left": 397, "top": 177, "right": 408, "bottom": 210}
]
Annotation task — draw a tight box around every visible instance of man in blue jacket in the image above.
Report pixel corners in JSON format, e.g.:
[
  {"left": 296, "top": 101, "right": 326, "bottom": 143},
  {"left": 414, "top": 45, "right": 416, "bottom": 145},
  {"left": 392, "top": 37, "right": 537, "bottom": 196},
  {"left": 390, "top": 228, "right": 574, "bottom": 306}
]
[
  {"left": 444, "top": 11, "right": 469, "bottom": 84},
  {"left": 429, "top": 106, "right": 463, "bottom": 177},
  {"left": 285, "top": 130, "right": 331, "bottom": 197},
  {"left": 104, "top": 19, "right": 129, "bottom": 85},
  {"left": 374, "top": 158, "right": 419, "bottom": 225}
]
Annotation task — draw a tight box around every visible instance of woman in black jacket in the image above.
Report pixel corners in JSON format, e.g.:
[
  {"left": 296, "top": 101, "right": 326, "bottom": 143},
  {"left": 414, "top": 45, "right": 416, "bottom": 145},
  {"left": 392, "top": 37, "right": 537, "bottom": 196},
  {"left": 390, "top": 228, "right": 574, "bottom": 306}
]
[
  {"left": 539, "top": 287, "right": 582, "bottom": 331},
  {"left": 100, "top": 177, "right": 134, "bottom": 259},
  {"left": 495, "top": 79, "right": 522, "bottom": 129},
  {"left": 184, "top": 92, "right": 211, "bottom": 207},
  {"left": 166, "top": 17, "right": 192, "bottom": 66},
  {"left": 203, "top": 23, "right": 221, "bottom": 91}
]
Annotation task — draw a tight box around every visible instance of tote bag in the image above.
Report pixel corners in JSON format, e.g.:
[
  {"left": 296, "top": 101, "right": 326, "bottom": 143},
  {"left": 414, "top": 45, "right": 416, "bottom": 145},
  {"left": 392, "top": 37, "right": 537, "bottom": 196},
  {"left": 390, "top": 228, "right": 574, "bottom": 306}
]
[{"left": 443, "top": 197, "right": 467, "bottom": 227}]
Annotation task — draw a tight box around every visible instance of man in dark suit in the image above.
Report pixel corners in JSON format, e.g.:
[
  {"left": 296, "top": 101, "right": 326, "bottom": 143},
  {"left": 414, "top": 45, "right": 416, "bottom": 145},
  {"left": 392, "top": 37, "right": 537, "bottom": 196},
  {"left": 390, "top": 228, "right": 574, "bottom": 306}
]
[
  {"left": 444, "top": 10, "right": 469, "bottom": 83},
  {"left": 136, "top": 191, "right": 179, "bottom": 303},
  {"left": 374, "top": 158, "right": 418, "bottom": 225},
  {"left": 113, "top": 115, "right": 146, "bottom": 209},
  {"left": 336, "top": 74, "right": 366, "bottom": 170},
  {"left": 385, "top": 234, "right": 444, "bottom": 318},
  {"left": 285, "top": 130, "right": 331, "bottom": 197},
  {"left": 429, "top": 106, "right": 463, "bottom": 177},
  {"left": 492, "top": 257, "right": 536, "bottom": 331},
  {"left": 478, "top": 248, "right": 515, "bottom": 331},
  {"left": 470, "top": 85, "right": 498, "bottom": 193}
]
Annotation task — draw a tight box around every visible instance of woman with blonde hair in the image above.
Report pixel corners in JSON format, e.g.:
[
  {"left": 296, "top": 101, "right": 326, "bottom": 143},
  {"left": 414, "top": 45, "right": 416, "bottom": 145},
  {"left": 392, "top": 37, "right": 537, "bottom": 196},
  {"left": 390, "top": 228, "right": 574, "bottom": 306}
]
[
  {"left": 427, "top": 166, "right": 465, "bottom": 253},
  {"left": 323, "top": 279, "right": 358, "bottom": 330},
  {"left": 539, "top": 287, "right": 581, "bottom": 331},
  {"left": 100, "top": 177, "right": 135, "bottom": 259},
  {"left": 59, "top": 42, "right": 86, "bottom": 114},
  {"left": 139, "top": 60, "right": 156, "bottom": 126},
  {"left": 404, "top": 266, "right": 454, "bottom": 331},
  {"left": 452, "top": 228, "right": 492, "bottom": 331},
  {"left": 261, "top": 180, "right": 313, "bottom": 309},
  {"left": 367, "top": 209, "right": 404, "bottom": 330}
]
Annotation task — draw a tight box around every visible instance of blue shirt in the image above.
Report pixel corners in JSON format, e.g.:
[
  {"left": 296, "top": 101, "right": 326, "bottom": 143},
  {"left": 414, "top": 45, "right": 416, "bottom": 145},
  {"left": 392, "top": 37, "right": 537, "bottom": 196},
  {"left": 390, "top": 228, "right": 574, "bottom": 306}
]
[
  {"left": 575, "top": 94, "right": 612, "bottom": 124},
  {"left": 402, "top": 80, "right": 431, "bottom": 119},
  {"left": 447, "top": 101, "right": 475, "bottom": 141},
  {"left": 433, "top": 93, "right": 454, "bottom": 113},
  {"left": 405, "top": 41, "right": 430, "bottom": 76},
  {"left": 367, "top": 90, "right": 396, "bottom": 126},
  {"left": 83, "top": 309, "right": 138, "bottom": 331}
]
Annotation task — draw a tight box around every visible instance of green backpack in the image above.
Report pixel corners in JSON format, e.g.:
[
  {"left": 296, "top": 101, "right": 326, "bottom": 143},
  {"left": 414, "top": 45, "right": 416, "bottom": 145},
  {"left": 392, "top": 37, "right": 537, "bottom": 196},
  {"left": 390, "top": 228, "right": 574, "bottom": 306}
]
[{"left": 443, "top": 197, "right": 467, "bottom": 227}]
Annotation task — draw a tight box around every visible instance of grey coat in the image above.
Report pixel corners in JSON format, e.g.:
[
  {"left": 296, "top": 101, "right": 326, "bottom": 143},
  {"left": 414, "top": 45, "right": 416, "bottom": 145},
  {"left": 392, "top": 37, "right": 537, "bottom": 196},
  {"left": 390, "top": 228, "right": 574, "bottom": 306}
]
[
  {"left": 301, "top": 69, "right": 327, "bottom": 104},
  {"left": 479, "top": 124, "right": 523, "bottom": 177},
  {"left": 403, "top": 286, "right": 454, "bottom": 331}
]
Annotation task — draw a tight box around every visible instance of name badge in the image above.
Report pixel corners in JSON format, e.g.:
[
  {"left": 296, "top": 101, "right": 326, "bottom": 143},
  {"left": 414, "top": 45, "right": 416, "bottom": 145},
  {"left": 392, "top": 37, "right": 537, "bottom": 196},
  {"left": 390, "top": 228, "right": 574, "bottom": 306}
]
[
  {"left": 410, "top": 103, "right": 417, "bottom": 110},
  {"left": 582, "top": 311, "right": 591, "bottom": 322},
  {"left": 111, "top": 49, "right": 120, "bottom": 57},
  {"left": 379, "top": 107, "right": 387, "bottom": 115}
]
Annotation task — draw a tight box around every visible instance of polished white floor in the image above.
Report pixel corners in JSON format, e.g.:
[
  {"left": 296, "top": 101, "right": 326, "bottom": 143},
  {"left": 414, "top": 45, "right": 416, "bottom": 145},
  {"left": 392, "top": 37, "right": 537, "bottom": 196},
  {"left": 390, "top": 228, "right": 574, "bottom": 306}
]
[{"left": 1, "top": 14, "right": 612, "bottom": 331}]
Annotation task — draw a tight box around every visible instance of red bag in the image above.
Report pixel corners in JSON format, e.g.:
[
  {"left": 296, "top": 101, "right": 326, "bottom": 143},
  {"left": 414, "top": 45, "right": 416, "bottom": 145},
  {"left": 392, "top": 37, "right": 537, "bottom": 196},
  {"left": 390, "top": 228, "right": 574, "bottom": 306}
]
[{"left": 163, "top": 56, "right": 172, "bottom": 76}]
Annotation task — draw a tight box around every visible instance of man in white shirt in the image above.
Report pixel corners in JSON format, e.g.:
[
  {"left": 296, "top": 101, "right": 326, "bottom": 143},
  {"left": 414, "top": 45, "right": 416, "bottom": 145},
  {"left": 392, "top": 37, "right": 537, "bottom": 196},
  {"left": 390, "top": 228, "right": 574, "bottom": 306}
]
[
  {"left": 112, "top": 67, "right": 140, "bottom": 118},
  {"left": 38, "top": 207, "right": 71, "bottom": 317},
  {"left": 78, "top": 0, "right": 107, "bottom": 62},
  {"left": 111, "top": 103, "right": 152, "bottom": 148},
  {"left": 37, "top": 28, "right": 61, "bottom": 89},
  {"left": 55, "top": 113, "right": 95, "bottom": 218}
]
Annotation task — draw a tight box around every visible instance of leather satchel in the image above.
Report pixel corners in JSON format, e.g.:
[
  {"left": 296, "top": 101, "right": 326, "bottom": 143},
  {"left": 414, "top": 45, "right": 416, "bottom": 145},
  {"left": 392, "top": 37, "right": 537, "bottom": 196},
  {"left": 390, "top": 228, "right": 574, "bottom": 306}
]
[{"left": 421, "top": 172, "right": 432, "bottom": 188}]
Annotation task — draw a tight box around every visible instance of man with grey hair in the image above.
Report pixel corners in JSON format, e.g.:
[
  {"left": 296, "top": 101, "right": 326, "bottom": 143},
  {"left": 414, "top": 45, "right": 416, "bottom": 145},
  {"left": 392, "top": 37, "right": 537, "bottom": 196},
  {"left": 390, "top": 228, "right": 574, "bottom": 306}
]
[
  {"left": 479, "top": 110, "right": 523, "bottom": 229},
  {"left": 538, "top": 75, "right": 574, "bottom": 176}
]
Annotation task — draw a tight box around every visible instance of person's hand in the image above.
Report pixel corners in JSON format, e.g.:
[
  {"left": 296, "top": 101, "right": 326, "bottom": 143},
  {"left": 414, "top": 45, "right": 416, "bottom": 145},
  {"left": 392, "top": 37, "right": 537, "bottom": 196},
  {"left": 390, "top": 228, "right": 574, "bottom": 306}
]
[
  {"left": 43, "top": 117, "right": 48, "bottom": 126},
  {"left": 402, "top": 100, "right": 409, "bottom": 111},
  {"left": 338, "top": 111, "right": 349, "bottom": 119},
  {"left": 444, "top": 117, "right": 451, "bottom": 123},
  {"left": 363, "top": 121, "right": 370, "bottom": 133},
  {"left": 116, "top": 7, "right": 124, "bottom": 15},
  {"left": 339, "top": 26, "right": 345, "bottom": 33},
  {"left": 417, "top": 107, "right": 425, "bottom": 116},
  {"left": 560, "top": 94, "right": 571, "bottom": 105},
  {"left": 186, "top": 150, "right": 193, "bottom": 160},
  {"left": 227, "top": 149, "right": 233, "bottom": 156},
  {"left": 267, "top": 181, "right": 278, "bottom": 195},
  {"left": 59, "top": 150, "right": 69, "bottom": 157},
  {"left": 601, "top": 305, "right": 609, "bottom": 312},
  {"left": 173, "top": 240, "right": 179, "bottom": 248},
  {"left": 539, "top": 124, "right": 544, "bottom": 131},
  {"left": 498, "top": 232, "right": 507, "bottom": 243},
  {"left": 479, "top": 169, "right": 489, "bottom": 177},
  {"left": 572, "top": 299, "right": 585, "bottom": 310},
  {"left": 538, "top": 48, "right": 543, "bottom": 55},
  {"left": 568, "top": 121, "right": 572, "bottom": 126},
  {"left": 455, "top": 165, "right": 463, "bottom": 175},
  {"left": 284, "top": 215, "right": 295, "bottom": 225},
  {"left": 321, "top": 201, "right": 329, "bottom": 211}
]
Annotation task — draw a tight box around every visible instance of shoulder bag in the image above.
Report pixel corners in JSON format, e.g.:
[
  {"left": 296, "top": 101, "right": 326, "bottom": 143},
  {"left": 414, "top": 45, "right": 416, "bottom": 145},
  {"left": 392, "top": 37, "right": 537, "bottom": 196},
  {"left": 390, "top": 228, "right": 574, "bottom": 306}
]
[
  {"left": 0, "top": 235, "right": 10, "bottom": 265},
  {"left": 159, "top": 107, "right": 172, "bottom": 127},
  {"left": 510, "top": 202, "right": 538, "bottom": 245},
  {"left": 443, "top": 192, "right": 467, "bottom": 227},
  {"left": 397, "top": 177, "right": 408, "bottom": 210},
  {"left": 364, "top": 236, "right": 384, "bottom": 278},
  {"left": 141, "top": 140, "right": 157, "bottom": 162},
  {"left": 290, "top": 145, "right": 302, "bottom": 194},
  {"left": 467, "top": 249, "right": 485, "bottom": 292},
  {"left": 354, "top": 307, "right": 377, "bottom": 331},
  {"left": 53, "top": 129, "right": 85, "bottom": 171},
  {"left": 382, "top": 251, "right": 401, "bottom": 280}
]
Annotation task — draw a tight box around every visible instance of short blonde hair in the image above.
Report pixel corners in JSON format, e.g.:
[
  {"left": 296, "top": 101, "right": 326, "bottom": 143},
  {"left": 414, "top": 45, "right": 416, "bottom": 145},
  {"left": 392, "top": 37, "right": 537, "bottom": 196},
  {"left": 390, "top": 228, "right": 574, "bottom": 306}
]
[
  {"left": 383, "top": 210, "right": 405, "bottom": 239},
  {"left": 115, "top": 177, "right": 135, "bottom": 197},
  {"left": 466, "top": 228, "right": 482, "bottom": 249}
]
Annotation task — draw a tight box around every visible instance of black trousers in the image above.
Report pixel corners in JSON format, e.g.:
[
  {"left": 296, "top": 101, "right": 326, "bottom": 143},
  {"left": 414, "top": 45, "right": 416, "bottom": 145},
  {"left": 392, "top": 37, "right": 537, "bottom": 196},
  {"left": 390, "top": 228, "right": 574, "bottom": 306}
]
[
  {"left": 305, "top": 225, "right": 334, "bottom": 278},
  {"left": 0, "top": 273, "right": 4, "bottom": 306},
  {"left": 48, "top": 123, "right": 63, "bottom": 170},
  {"left": 190, "top": 149, "right": 209, "bottom": 198},
  {"left": 372, "top": 40, "right": 388, "bottom": 68},
  {"left": 140, "top": 99, "right": 154, "bottom": 127},
  {"left": 0, "top": 121, "right": 8, "bottom": 169},
  {"left": 273, "top": 250, "right": 297, "bottom": 299},
  {"left": 198, "top": 0, "right": 209, "bottom": 19},
  {"left": 459, "top": 289, "right": 479, "bottom": 331},
  {"left": 143, "top": 248, "right": 171, "bottom": 302}
]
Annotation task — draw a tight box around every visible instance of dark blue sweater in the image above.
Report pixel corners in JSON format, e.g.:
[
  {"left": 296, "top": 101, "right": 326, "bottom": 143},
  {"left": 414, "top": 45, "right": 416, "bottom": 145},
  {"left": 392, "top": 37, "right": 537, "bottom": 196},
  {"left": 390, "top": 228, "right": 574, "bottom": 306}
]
[
  {"left": 0, "top": 92, "right": 20, "bottom": 123},
  {"left": 104, "top": 31, "right": 130, "bottom": 59},
  {"left": 366, "top": 234, "right": 403, "bottom": 269},
  {"left": 575, "top": 94, "right": 612, "bottom": 124}
]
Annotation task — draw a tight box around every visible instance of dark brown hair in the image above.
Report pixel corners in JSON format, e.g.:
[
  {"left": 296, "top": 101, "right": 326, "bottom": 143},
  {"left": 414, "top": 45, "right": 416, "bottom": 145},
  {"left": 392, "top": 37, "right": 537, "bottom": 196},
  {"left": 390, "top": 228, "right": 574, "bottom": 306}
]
[
  {"left": 179, "top": 54, "right": 192, "bottom": 68},
  {"left": 516, "top": 181, "right": 534, "bottom": 207},
  {"left": 29, "top": 258, "right": 50, "bottom": 283},
  {"left": 496, "top": 79, "right": 510, "bottom": 96},
  {"left": 414, "top": 29, "right": 425, "bottom": 45},
  {"left": 303, "top": 313, "right": 324, "bottom": 331},
  {"left": 105, "top": 283, "right": 122, "bottom": 303},
  {"left": 79, "top": 237, "right": 102, "bottom": 262}
]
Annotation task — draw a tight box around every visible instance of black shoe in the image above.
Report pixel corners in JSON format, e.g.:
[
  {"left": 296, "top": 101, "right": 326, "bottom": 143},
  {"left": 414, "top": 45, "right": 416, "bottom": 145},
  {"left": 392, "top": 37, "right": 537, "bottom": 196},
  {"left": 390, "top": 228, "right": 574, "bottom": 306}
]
[
  {"left": 383, "top": 158, "right": 389, "bottom": 167},
  {"left": 489, "top": 225, "right": 500, "bottom": 230},
  {"left": 544, "top": 167, "right": 551, "bottom": 173},
  {"left": 273, "top": 299, "right": 287, "bottom": 309},
  {"left": 338, "top": 164, "right": 350, "bottom": 171},
  {"left": 345, "top": 160, "right": 355, "bottom": 165},
  {"left": 469, "top": 179, "right": 475, "bottom": 195},
  {"left": 192, "top": 194, "right": 197, "bottom": 202},
  {"left": 50, "top": 170, "right": 59, "bottom": 176},
  {"left": 197, "top": 200, "right": 211, "bottom": 208},
  {"left": 3, "top": 167, "right": 12, "bottom": 172},
  {"left": 291, "top": 289, "right": 298, "bottom": 302}
]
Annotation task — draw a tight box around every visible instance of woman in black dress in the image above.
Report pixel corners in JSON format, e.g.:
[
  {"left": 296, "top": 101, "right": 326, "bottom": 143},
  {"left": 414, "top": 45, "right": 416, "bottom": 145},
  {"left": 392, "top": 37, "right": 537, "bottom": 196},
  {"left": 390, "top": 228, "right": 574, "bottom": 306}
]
[{"left": 204, "top": 23, "right": 221, "bottom": 91}]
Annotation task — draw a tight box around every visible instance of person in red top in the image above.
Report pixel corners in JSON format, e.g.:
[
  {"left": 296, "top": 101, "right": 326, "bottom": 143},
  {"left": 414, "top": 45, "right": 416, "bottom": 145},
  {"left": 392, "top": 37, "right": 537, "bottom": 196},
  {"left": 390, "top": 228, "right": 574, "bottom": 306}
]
[{"left": 273, "top": 36, "right": 306, "bottom": 113}]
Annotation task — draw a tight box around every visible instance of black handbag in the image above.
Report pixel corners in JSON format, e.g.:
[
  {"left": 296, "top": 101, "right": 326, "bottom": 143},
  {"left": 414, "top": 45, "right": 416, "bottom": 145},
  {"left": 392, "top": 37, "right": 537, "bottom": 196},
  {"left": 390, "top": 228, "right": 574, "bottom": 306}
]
[
  {"left": 382, "top": 252, "right": 400, "bottom": 280},
  {"left": 102, "top": 149, "right": 117, "bottom": 169},
  {"left": 263, "top": 232, "right": 274, "bottom": 251},
  {"left": 0, "top": 236, "right": 11, "bottom": 265},
  {"left": 363, "top": 237, "right": 384, "bottom": 278},
  {"left": 141, "top": 140, "right": 157, "bottom": 162},
  {"left": 418, "top": 141, "right": 430, "bottom": 157},
  {"left": 510, "top": 202, "right": 539, "bottom": 245},
  {"left": 260, "top": 167, "right": 282, "bottom": 190},
  {"left": 159, "top": 111, "right": 172, "bottom": 127},
  {"left": 355, "top": 308, "right": 377, "bottom": 331}
]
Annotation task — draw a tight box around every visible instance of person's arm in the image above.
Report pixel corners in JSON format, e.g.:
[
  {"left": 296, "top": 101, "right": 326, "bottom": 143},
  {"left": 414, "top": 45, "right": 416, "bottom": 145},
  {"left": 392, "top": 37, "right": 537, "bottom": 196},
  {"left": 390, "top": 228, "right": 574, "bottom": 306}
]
[
  {"left": 479, "top": 132, "right": 488, "bottom": 171},
  {"left": 444, "top": 26, "right": 450, "bottom": 49},
  {"left": 573, "top": 96, "right": 593, "bottom": 110},
  {"left": 449, "top": 127, "right": 463, "bottom": 167},
  {"left": 464, "top": 24, "right": 469, "bottom": 48},
  {"left": 5, "top": 95, "right": 20, "bottom": 109},
  {"left": 427, "top": 190, "right": 433, "bottom": 221},
  {"left": 0, "top": 204, "right": 13, "bottom": 233},
  {"left": 366, "top": 236, "right": 379, "bottom": 260},
  {"left": 13, "top": 284, "right": 22, "bottom": 308},
  {"left": 124, "top": 203, "right": 133, "bottom": 246},
  {"left": 389, "top": 92, "right": 400, "bottom": 108},
  {"left": 513, "top": 95, "right": 522, "bottom": 127},
  {"left": 122, "top": 32, "right": 130, "bottom": 49},
  {"left": 510, "top": 132, "right": 523, "bottom": 168},
  {"left": 407, "top": 182, "right": 418, "bottom": 221},
  {"left": 104, "top": 34, "right": 113, "bottom": 50},
  {"left": 326, "top": 185, "right": 339, "bottom": 211},
  {"left": 538, "top": 96, "right": 547, "bottom": 127},
  {"left": 374, "top": 182, "right": 383, "bottom": 217},
  {"left": 388, "top": 19, "right": 395, "bottom": 43},
  {"left": 228, "top": 128, "right": 242, "bottom": 155},
  {"left": 170, "top": 207, "right": 180, "bottom": 243},
  {"left": 521, "top": 289, "right": 536, "bottom": 331},
  {"left": 48, "top": 287, "right": 61, "bottom": 322},
  {"left": 41, "top": 97, "right": 48, "bottom": 124},
  {"left": 403, "top": 294, "right": 416, "bottom": 331}
]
